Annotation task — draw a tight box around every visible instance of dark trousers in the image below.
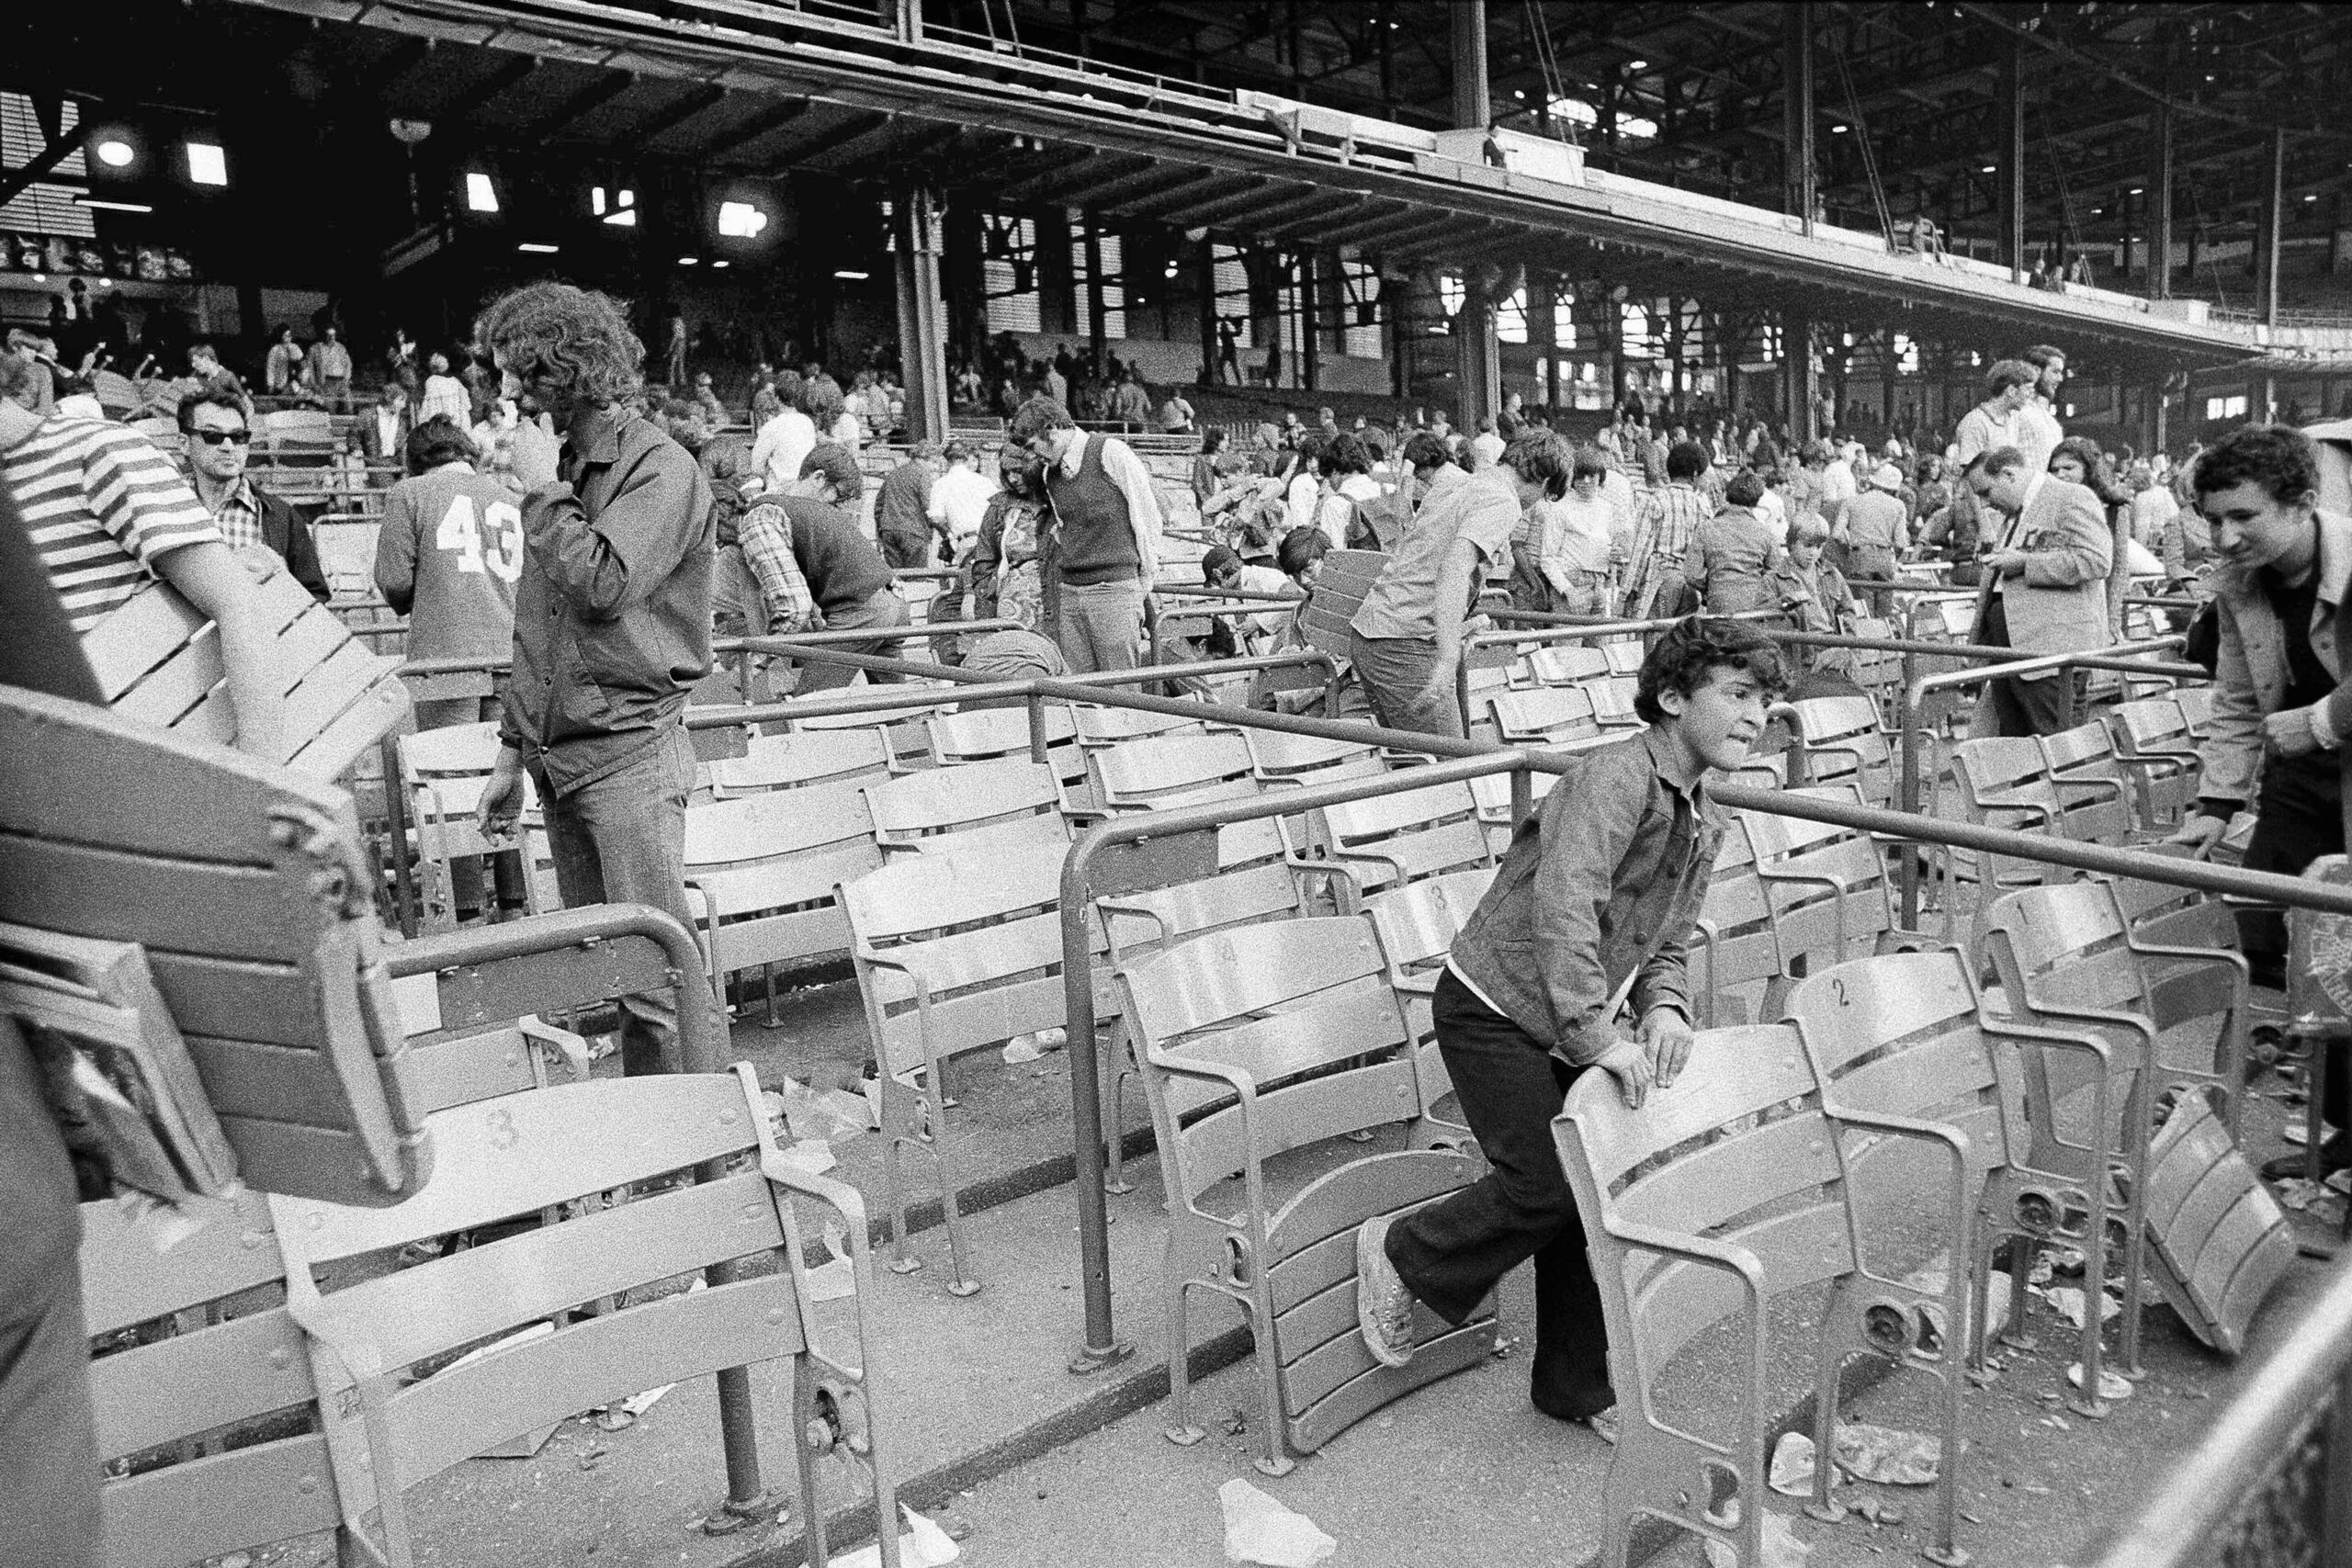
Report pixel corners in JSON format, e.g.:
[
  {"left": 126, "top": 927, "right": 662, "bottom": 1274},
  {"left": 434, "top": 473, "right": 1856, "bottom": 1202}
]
[
  {"left": 1387, "top": 970, "right": 1613, "bottom": 1420},
  {"left": 1979, "top": 596, "right": 2080, "bottom": 738},
  {"left": 2241, "top": 757, "right": 2348, "bottom": 1122}
]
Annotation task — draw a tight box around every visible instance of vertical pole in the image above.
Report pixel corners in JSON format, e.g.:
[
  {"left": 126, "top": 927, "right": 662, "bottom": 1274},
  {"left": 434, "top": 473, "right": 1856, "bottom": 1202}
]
[
  {"left": 1782, "top": 1, "right": 1815, "bottom": 236},
  {"left": 2262, "top": 129, "right": 2286, "bottom": 423},
  {"left": 1786, "top": 310, "right": 1816, "bottom": 444},
  {"left": 2149, "top": 106, "right": 2174, "bottom": 300},
  {"left": 1999, "top": 39, "right": 2025, "bottom": 284},
  {"left": 1451, "top": 0, "right": 1498, "bottom": 433},
  {"left": 1300, "top": 249, "right": 1320, "bottom": 393},
  {"left": 893, "top": 187, "right": 950, "bottom": 444},
  {"left": 1899, "top": 650, "right": 1922, "bottom": 929},
  {"left": 1197, "top": 235, "right": 1217, "bottom": 386},
  {"left": 1085, "top": 220, "right": 1108, "bottom": 375}
]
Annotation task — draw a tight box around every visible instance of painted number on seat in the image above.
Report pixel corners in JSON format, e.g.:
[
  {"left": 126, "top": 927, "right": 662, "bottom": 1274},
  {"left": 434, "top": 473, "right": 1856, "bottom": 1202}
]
[{"left": 435, "top": 494, "right": 524, "bottom": 582}]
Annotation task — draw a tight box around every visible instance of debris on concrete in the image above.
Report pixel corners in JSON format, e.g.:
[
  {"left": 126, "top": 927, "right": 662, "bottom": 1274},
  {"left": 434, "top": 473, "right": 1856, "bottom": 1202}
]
[
  {"left": 2041, "top": 1286, "right": 2120, "bottom": 1329},
  {"left": 1702, "top": 1509, "right": 1812, "bottom": 1568},
  {"left": 772, "top": 1077, "right": 876, "bottom": 1143},
  {"left": 1004, "top": 1027, "right": 1067, "bottom": 1065},
  {"left": 1834, "top": 1423, "right": 1940, "bottom": 1486},
  {"left": 1219, "top": 1477, "right": 1337, "bottom": 1566},
  {"left": 1769, "top": 1432, "right": 1817, "bottom": 1497},
  {"left": 800, "top": 1505, "right": 960, "bottom": 1568},
  {"left": 802, "top": 1222, "right": 857, "bottom": 1303}
]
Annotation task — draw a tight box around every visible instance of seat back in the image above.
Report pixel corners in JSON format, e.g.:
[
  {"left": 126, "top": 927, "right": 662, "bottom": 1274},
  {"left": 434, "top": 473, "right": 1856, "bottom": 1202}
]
[
  {"left": 0, "top": 686, "right": 429, "bottom": 1205},
  {"left": 1297, "top": 548, "right": 1388, "bottom": 660},
  {"left": 1741, "top": 788, "right": 1898, "bottom": 975},
  {"left": 1950, "top": 736, "right": 2072, "bottom": 886},
  {"left": 708, "top": 728, "right": 893, "bottom": 795},
  {"left": 2170, "top": 686, "right": 2217, "bottom": 737},
  {"left": 1071, "top": 703, "right": 1215, "bottom": 749},
  {"left": 1524, "top": 644, "right": 1611, "bottom": 687},
  {"left": 1781, "top": 951, "right": 2019, "bottom": 1192},
  {"left": 1312, "top": 779, "right": 1495, "bottom": 893},
  {"left": 862, "top": 758, "right": 1063, "bottom": 848},
  {"left": 1486, "top": 684, "right": 1604, "bottom": 749},
  {"left": 266, "top": 1073, "right": 829, "bottom": 1524},
  {"left": 1120, "top": 916, "right": 1419, "bottom": 1202},
  {"left": 684, "top": 784, "right": 885, "bottom": 980},
  {"left": 2038, "top": 722, "right": 2138, "bottom": 841},
  {"left": 1243, "top": 728, "right": 1388, "bottom": 785},
  {"left": 1789, "top": 694, "right": 1897, "bottom": 807},
  {"left": 1099, "top": 861, "right": 1308, "bottom": 965},
  {"left": 840, "top": 848, "right": 1070, "bottom": 1081},
  {"left": 82, "top": 557, "right": 411, "bottom": 779},
  {"left": 1555, "top": 1024, "right": 1853, "bottom": 1374},
  {"left": 1090, "top": 730, "right": 1258, "bottom": 810},
  {"left": 81, "top": 1187, "right": 355, "bottom": 1568},
  {"left": 1695, "top": 816, "right": 1777, "bottom": 1021},
  {"left": 1365, "top": 866, "right": 1498, "bottom": 1106}
]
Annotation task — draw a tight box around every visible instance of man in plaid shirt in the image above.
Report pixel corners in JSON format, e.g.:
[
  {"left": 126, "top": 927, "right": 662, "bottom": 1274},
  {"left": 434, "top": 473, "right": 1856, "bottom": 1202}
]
[
  {"left": 735, "top": 500, "right": 819, "bottom": 633},
  {"left": 1623, "top": 440, "right": 1713, "bottom": 619}
]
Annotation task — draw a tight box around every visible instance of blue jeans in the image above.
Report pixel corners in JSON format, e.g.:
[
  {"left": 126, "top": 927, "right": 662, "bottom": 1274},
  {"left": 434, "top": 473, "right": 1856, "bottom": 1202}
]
[
  {"left": 1348, "top": 629, "right": 1464, "bottom": 740},
  {"left": 528, "top": 723, "right": 713, "bottom": 1077}
]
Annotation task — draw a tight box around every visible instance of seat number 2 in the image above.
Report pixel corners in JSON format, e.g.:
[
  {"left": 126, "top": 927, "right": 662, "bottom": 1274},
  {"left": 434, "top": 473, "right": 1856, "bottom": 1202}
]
[{"left": 435, "top": 494, "right": 524, "bottom": 581}]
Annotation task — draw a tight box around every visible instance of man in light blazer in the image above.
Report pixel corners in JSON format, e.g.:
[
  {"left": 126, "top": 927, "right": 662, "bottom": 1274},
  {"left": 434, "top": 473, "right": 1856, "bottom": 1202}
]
[{"left": 1962, "top": 444, "right": 2113, "bottom": 736}]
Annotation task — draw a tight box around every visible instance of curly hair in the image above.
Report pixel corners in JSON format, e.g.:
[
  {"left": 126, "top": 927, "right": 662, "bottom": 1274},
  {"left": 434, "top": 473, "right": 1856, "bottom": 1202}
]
[
  {"left": 475, "top": 282, "right": 644, "bottom": 405},
  {"left": 2193, "top": 423, "right": 2321, "bottom": 506},
  {"left": 1634, "top": 616, "right": 1785, "bottom": 725},
  {"left": 1500, "top": 431, "right": 1573, "bottom": 501}
]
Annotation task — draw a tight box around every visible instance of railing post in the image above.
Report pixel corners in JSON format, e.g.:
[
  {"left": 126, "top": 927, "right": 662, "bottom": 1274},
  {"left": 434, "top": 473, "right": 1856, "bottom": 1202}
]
[
  {"left": 1510, "top": 760, "right": 1532, "bottom": 829},
  {"left": 1059, "top": 827, "right": 1131, "bottom": 1376},
  {"left": 1026, "top": 691, "right": 1051, "bottom": 763},
  {"left": 380, "top": 729, "right": 419, "bottom": 938},
  {"left": 1899, "top": 650, "right": 1923, "bottom": 930}
]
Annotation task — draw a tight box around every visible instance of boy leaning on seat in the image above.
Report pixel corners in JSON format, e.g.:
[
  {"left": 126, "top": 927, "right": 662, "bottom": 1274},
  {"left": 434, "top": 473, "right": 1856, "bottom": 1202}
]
[{"left": 1356, "top": 616, "right": 1786, "bottom": 1436}]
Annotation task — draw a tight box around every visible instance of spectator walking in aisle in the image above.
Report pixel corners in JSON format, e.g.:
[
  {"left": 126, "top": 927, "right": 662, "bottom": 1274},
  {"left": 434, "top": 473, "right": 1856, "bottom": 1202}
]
[
  {"left": 470, "top": 281, "right": 716, "bottom": 1079},
  {"left": 1838, "top": 462, "right": 1913, "bottom": 615},
  {"left": 2018, "top": 344, "right": 2067, "bottom": 477},
  {"left": 386, "top": 328, "right": 420, "bottom": 397},
  {"left": 1470, "top": 416, "right": 1506, "bottom": 467},
  {"left": 1690, "top": 469, "right": 1786, "bottom": 614},
  {"left": 691, "top": 371, "right": 726, "bottom": 428},
  {"left": 663, "top": 309, "right": 688, "bottom": 387},
  {"left": 1623, "top": 440, "right": 1713, "bottom": 619},
  {"left": 1, "top": 355, "right": 286, "bottom": 759},
  {"left": 875, "top": 440, "right": 944, "bottom": 569},
  {"left": 1011, "top": 396, "right": 1161, "bottom": 674},
  {"left": 1955, "top": 360, "right": 2035, "bottom": 467},
  {"left": 1961, "top": 444, "right": 2111, "bottom": 737},
  {"left": 2166, "top": 428, "right": 2352, "bottom": 1160},
  {"left": 1110, "top": 368, "right": 1150, "bottom": 427},
  {"left": 305, "top": 324, "right": 353, "bottom": 413},
  {"left": 375, "top": 414, "right": 527, "bottom": 921},
  {"left": 1158, "top": 386, "right": 1194, "bottom": 434},
  {"left": 1354, "top": 618, "right": 1784, "bottom": 1433},
  {"left": 927, "top": 439, "right": 995, "bottom": 562},
  {"left": 1349, "top": 432, "right": 1569, "bottom": 738},
  {"left": 420, "top": 351, "right": 470, "bottom": 427},
  {"left": 738, "top": 444, "right": 910, "bottom": 691},
  {"left": 752, "top": 369, "right": 815, "bottom": 494},
  {"left": 178, "top": 390, "right": 328, "bottom": 601}
]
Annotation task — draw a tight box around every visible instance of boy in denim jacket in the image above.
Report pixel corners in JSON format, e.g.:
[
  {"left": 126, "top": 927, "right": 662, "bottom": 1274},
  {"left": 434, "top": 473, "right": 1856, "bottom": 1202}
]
[{"left": 1356, "top": 617, "right": 1784, "bottom": 1430}]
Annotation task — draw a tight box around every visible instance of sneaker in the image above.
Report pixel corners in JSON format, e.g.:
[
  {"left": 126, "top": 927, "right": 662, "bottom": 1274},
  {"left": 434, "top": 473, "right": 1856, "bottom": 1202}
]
[
  {"left": 1582, "top": 1405, "right": 1621, "bottom": 1446},
  {"left": 1354, "top": 1215, "right": 1417, "bottom": 1368}
]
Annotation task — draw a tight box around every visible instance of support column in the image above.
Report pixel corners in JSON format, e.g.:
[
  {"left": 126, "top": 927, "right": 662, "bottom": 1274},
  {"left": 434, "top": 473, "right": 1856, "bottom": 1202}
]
[
  {"left": 2148, "top": 106, "right": 2174, "bottom": 300},
  {"left": 1196, "top": 236, "right": 1218, "bottom": 385},
  {"left": 1782, "top": 2, "right": 1816, "bottom": 235},
  {"left": 1083, "top": 219, "right": 1108, "bottom": 373},
  {"left": 892, "top": 187, "right": 951, "bottom": 443},
  {"left": 1300, "top": 249, "right": 1320, "bottom": 393},
  {"left": 2261, "top": 128, "right": 2285, "bottom": 423},
  {"left": 1999, "top": 39, "right": 2025, "bottom": 284},
  {"left": 1783, "top": 310, "right": 1815, "bottom": 444},
  {"left": 1450, "top": 0, "right": 1498, "bottom": 430}
]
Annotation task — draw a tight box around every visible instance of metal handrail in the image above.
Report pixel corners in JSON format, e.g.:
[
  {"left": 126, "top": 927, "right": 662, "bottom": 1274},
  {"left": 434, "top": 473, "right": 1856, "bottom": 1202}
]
[{"left": 2070, "top": 1250, "right": 2352, "bottom": 1567}]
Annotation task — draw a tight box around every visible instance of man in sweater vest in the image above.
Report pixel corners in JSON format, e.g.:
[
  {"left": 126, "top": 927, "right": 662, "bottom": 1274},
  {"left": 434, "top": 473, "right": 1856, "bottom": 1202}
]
[
  {"left": 735, "top": 442, "right": 909, "bottom": 692},
  {"left": 1010, "top": 396, "right": 1162, "bottom": 673}
]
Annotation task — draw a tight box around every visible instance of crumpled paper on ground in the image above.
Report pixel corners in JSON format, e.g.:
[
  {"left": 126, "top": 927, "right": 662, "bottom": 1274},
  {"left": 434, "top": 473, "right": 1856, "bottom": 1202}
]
[
  {"left": 771, "top": 1077, "right": 876, "bottom": 1143},
  {"left": 1769, "top": 1431, "right": 1817, "bottom": 1496},
  {"left": 2041, "top": 1285, "right": 2121, "bottom": 1329},
  {"left": 1702, "top": 1509, "right": 1812, "bottom": 1568},
  {"left": 802, "top": 1221, "right": 856, "bottom": 1303},
  {"left": 1901, "top": 1255, "right": 2012, "bottom": 1348},
  {"left": 801, "top": 1505, "right": 958, "bottom": 1568},
  {"left": 1833, "top": 1422, "right": 1940, "bottom": 1486},
  {"left": 1004, "top": 1026, "right": 1067, "bottom": 1065},
  {"left": 1220, "top": 1478, "right": 1336, "bottom": 1566}
]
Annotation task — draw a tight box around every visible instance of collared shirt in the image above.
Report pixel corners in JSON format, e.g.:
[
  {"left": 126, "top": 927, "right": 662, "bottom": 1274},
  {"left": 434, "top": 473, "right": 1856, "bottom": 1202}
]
[
  {"left": 307, "top": 340, "right": 352, "bottom": 381},
  {"left": 1048, "top": 429, "right": 1162, "bottom": 582},
  {"left": 928, "top": 466, "right": 997, "bottom": 557},
  {"left": 1692, "top": 505, "right": 1784, "bottom": 613},
  {"left": 1632, "top": 480, "right": 1709, "bottom": 567},
  {"left": 751, "top": 407, "right": 817, "bottom": 494},
  {"left": 203, "top": 473, "right": 263, "bottom": 552},
  {"left": 2016, "top": 396, "right": 2065, "bottom": 478},
  {"left": 503, "top": 404, "right": 714, "bottom": 795},
  {"left": 1447, "top": 727, "right": 1720, "bottom": 1064},
  {"left": 1954, "top": 402, "right": 2019, "bottom": 466},
  {"left": 1351, "top": 463, "right": 1518, "bottom": 641},
  {"left": 1538, "top": 492, "right": 1614, "bottom": 580},
  {"left": 420, "top": 374, "right": 470, "bottom": 428},
  {"left": 735, "top": 502, "right": 820, "bottom": 633}
]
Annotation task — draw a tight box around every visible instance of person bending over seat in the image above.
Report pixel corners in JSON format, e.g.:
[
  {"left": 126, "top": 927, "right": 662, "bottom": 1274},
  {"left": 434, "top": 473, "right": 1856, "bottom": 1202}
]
[{"left": 1354, "top": 617, "right": 1786, "bottom": 1435}]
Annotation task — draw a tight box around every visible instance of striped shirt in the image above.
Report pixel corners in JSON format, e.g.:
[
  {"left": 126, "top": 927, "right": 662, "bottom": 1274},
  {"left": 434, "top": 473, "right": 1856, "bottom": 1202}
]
[{"left": 5, "top": 415, "right": 221, "bottom": 634}]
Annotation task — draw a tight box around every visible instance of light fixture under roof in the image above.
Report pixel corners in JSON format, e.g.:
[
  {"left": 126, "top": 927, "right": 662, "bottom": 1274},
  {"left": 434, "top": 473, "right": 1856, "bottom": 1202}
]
[
  {"left": 74, "top": 195, "right": 154, "bottom": 213},
  {"left": 465, "top": 172, "right": 499, "bottom": 213},
  {"left": 834, "top": 268, "right": 869, "bottom": 280},
  {"left": 677, "top": 255, "right": 700, "bottom": 265},
  {"left": 517, "top": 242, "right": 560, "bottom": 254},
  {"left": 95, "top": 138, "right": 136, "bottom": 168},
  {"left": 186, "top": 141, "right": 228, "bottom": 186}
]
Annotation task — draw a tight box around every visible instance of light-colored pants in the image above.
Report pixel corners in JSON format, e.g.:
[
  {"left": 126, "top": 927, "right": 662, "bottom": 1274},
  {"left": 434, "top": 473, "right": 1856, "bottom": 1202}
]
[
  {"left": 1348, "top": 629, "right": 1464, "bottom": 739},
  {"left": 1050, "top": 576, "right": 1145, "bottom": 674}
]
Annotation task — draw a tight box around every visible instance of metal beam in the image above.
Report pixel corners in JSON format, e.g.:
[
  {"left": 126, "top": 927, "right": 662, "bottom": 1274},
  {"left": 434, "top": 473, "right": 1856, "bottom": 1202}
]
[
  {"left": 996, "top": 152, "right": 1124, "bottom": 209},
  {"left": 1782, "top": 1, "right": 1815, "bottom": 234},
  {"left": 1067, "top": 161, "right": 1200, "bottom": 213},
  {"left": 2149, "top": 105, "right": 2173, "bottom": 301},
  {"left": 1112, "top": 168, "right": 1227, "bottom": 220},
  {"left": 0, "top": 126, "right": 79, "bottom": 211},
  {"left": 795, "top": 115, "right": 921, "bottom": 172},
  {"left": 1317, "top": 203, "right": 1420, "bottom": 251},
  {"left": 1150, "top": 178, "right": 1280, "bottom": 231},
  {"left": 625, "top": 83, "right": 729, "bottom": 145},
  {"left": 1998, "top": 36, "right": 2024, "bottom": 282},
  {"left": 708, "top": 97, "right": 813, "bottom": 167},
  {"left": 520, "top": 71, "right": 637, "bottom": 142}
]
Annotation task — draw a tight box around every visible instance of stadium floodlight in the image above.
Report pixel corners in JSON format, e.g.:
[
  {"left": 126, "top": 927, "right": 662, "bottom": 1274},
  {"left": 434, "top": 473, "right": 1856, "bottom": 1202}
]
[
  {"left": 186, "top": 141, "right": 228, "bottom": 186},
  {"left": 717, "top": 199, "right": 769, "bottom": 239},
  {"left": 465, "top": 173, "right": 499, "bottom": 213}
]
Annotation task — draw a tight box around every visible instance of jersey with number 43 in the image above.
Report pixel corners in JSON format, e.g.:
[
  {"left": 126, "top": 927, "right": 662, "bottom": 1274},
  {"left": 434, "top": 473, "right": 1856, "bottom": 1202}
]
[{"left": 373, "top": 467, "right": 525, "bottom": 669}]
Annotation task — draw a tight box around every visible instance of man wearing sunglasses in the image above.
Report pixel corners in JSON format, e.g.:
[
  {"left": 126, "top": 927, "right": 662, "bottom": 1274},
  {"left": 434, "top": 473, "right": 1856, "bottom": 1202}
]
[{"left": 177, "top": 390, "right": 328, "bottom": 601}]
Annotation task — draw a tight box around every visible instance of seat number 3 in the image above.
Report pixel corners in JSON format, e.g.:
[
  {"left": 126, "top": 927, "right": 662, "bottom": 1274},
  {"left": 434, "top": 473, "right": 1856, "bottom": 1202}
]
[{"left": 435, "top": 494, "right": 524, "bottom": 581}]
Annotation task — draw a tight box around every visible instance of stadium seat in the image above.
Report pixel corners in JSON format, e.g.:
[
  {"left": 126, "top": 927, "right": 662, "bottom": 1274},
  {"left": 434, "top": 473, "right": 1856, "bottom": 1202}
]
[
  {"left": 1295, "top": 777, "right": 1495, "bottom": 899},
  {"left": 862, "top": 757, "right": 1064, "bottom": 853},
  {"left": 709, "top": 727, "right": 895, "bottom": 796},
  {"left": 1122, "top": 916, "right": 1490, "bottom": 1476},
  {"left": 1554, "top": 1021, "right": 1975, "bottom": 1568},
  {"left": 1363, "top": 866, "right": 1496, "bottom": 1142},
  {"left": 396, "top": 720, "right": 540, "bottom": 931},
  {"left": 684, "top": 783, "right": 883, "bottom": 1021}
]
